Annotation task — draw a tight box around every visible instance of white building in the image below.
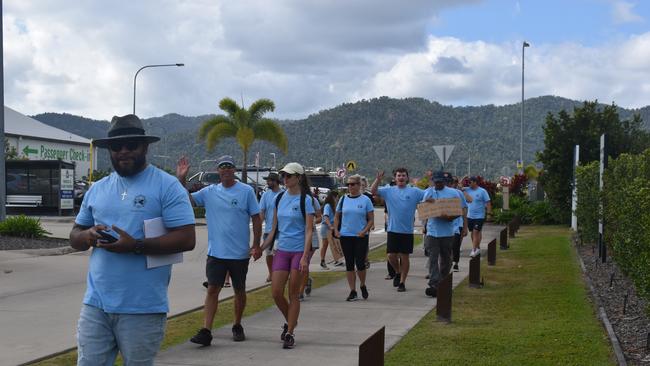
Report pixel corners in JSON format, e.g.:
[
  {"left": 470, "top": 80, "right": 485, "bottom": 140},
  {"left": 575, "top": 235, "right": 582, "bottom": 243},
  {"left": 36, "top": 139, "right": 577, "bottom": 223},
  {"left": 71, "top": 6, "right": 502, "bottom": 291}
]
[{"left": 4, "top": 106, "right": 97, "bottom": 179}]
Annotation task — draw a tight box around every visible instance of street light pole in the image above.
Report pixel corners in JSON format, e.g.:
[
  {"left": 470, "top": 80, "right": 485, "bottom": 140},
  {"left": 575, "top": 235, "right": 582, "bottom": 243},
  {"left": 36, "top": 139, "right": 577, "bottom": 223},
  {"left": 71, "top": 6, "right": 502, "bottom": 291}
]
[
  {"left": 520, "top": 41, "right": 530, "bottom": 173},
  {"left": 133, "top": 63, "right": 184, "bottom": 115},
  {"left": 269, "top": 153, "right": 276, "bottom": 170}
]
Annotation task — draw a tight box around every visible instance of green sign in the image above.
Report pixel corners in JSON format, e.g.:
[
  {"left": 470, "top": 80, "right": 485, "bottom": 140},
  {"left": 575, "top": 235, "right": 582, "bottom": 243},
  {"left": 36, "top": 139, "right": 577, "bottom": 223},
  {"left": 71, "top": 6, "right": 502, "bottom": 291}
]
[{"left": 22, "top": 145, "right": 38, "bottom": 156}]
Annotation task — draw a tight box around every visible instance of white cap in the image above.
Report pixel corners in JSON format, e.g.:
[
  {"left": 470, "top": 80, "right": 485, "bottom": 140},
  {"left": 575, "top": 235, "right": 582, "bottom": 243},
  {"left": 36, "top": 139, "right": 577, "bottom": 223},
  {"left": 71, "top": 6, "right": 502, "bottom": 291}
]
[{"left": 279, "top": 162, "right": 304, "bottom": 175}]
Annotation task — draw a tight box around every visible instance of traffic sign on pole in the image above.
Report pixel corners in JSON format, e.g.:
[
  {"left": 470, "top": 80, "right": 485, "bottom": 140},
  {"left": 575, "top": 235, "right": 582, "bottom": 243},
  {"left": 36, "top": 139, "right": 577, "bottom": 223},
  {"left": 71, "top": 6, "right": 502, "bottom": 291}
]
[
  {"left": 433, "top": 145, "right": 455, "bottom": 167},
  {"left": 336, "top": 168, "right": 346, "bottom": 178},
  {"left": 346, "top": 160, "right": 357, "bottom": 172}
]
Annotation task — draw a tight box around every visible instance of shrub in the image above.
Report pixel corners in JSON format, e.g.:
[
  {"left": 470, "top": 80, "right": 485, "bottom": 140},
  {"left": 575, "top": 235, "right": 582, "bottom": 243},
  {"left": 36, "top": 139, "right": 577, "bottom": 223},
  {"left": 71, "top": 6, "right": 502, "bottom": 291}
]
[
  {"left": 509, "top": 173, "right": 528, "bottom": 197},
  {"left": 603, "top": 149, "right": 650, "bottom": 301},
  {"left": 0, "top": 215, "right": 50, "bottom": 238},
  {"left": 193, "top": 207, "right": 206, "bottom": 219}
]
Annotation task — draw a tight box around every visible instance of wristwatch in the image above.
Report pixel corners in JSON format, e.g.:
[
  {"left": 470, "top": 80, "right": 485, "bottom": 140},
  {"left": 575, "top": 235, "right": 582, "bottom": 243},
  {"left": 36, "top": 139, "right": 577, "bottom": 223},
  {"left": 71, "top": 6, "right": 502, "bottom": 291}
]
[{"left": 134, "top": 239, "right": 145, "bottom": 255}]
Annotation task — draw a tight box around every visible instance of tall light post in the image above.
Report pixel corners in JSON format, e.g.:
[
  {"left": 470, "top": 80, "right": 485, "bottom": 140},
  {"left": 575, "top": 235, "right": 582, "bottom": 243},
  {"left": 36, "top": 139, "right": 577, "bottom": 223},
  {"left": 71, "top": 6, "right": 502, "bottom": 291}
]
[
  {"left": 133, "top": 63, "right": 184, "bottom": 115},
  {"left": 269, "top": 153, "right": 276, "bottom": 170},
  {"left": 520, "top": 41, "right": 530, "bottom": 173}
]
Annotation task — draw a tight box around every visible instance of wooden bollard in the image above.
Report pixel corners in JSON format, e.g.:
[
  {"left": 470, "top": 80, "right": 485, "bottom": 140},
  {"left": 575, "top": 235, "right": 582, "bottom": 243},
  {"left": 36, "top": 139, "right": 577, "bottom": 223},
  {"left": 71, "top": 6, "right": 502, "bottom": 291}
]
[
  {"left": 436, "top": 272, "right": 453, "bottom": 323},
  {"left": 469, "top": 255, "right": 481, "bottom": 288},
  {"left": 358, "top": 326, "right": 385, "bottom": 366},
  {"left": 487, "top": 239, "right": 496, "bottom": 265},
  {"left": 500, "top": 227, "right": 508, "bottom": 249}
]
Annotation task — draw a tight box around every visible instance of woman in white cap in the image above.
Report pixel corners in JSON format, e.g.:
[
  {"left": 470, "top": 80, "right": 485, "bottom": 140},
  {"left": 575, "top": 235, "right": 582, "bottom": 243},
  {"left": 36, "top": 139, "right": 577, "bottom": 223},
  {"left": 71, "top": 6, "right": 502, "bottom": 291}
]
[{"left": 260, "top": 162, "right": 315, "bottom": 349}]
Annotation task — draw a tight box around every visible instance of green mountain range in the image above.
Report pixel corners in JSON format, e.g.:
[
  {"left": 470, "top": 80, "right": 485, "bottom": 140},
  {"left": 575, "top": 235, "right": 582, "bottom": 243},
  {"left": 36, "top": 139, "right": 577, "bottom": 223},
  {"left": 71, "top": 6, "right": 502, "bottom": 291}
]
[{"left": 31, "top": 95, "right": 650, "bottom": 179}]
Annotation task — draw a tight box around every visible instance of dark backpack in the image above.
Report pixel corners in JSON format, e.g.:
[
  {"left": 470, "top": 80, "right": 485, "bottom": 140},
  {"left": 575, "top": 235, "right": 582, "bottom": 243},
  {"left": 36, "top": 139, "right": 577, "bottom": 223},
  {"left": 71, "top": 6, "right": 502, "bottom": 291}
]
[{"left": 336, "top": 194, "right": 346, "bottom": 233}]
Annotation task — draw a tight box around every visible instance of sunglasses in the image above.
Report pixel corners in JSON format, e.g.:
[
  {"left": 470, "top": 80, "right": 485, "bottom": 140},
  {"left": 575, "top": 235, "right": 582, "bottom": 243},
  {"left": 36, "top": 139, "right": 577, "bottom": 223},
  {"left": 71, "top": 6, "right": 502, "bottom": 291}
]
[
  {"left": 346, "top": 182, "right": 359, "bottom": 186},
  {"left": 280, "top": 172, "right": 297, "bottom": 178},
  {"left": 108, "top": 140, "right": 141, "bottom": 152},
  {"left": 218, "top": 164, "right": 236, "bottom": 169}
]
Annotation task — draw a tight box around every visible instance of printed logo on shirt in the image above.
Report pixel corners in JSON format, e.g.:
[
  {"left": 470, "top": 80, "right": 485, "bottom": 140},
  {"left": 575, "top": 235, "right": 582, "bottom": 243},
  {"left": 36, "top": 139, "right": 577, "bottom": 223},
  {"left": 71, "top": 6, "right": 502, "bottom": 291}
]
[
  {"left": 133, "top": 195, "right": 146, "bottom": 208},
  {"left": 357, "top": 204, "right": 363, "bottom": 209},
  {"left": 292, "top": 205, "right": 299, "bottom": 212},
  {"left": 231, "top": 199, "right": 239, "bottom": 207}
]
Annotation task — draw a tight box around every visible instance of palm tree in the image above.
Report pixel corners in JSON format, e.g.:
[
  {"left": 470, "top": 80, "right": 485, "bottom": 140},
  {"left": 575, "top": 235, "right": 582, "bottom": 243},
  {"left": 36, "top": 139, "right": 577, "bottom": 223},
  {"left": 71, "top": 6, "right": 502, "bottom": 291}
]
[{"left": 199, "top": 97, "right": 288, "bottom": 182}]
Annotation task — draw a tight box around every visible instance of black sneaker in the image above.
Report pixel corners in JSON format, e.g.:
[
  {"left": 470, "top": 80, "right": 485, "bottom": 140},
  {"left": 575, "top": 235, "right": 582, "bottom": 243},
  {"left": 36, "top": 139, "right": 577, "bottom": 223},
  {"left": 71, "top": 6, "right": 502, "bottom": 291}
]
[
  {"left": 190, "top": 327, "right": 212, "bottom": 346},
  {"left": 393, "top": 273, "right": 401, "bottom": 287},
  {"left": 425, "top": 287, "right": 437, "bottom": 298},
  {"left": 305, "top": 277, "right": 313, "bottom": 296},
  {"left": 283, "top": 333, "right": 295, "bottom": 349},
  {"left": 360, "top": 285, "right": 369, "bottom": 299},
  {"left": 346, "top": 290, "right": 358, "bottom": 301},
  {"left": 453, "top": 263, "right": 459, "bottom": 272},
  {"left": 335, "top": 261, "right": 345, "bottom": 267},
  {"left": 280, "top": 323, "right": 289, "bottom": 341},
  {"left": 397, "top": 283, "right": 406, "bottom": 292},
  {"left": 320, "top": 260, "right": 328, "bottom": 269},
  {"left": 425, "top": 274, "right": 430, "bottom": 279},
  {"left": 232, "top": 323, "right": 245, "bottom": 342},
  {"left": 202, "top": 281, "right": 208, "bottom": 288}
]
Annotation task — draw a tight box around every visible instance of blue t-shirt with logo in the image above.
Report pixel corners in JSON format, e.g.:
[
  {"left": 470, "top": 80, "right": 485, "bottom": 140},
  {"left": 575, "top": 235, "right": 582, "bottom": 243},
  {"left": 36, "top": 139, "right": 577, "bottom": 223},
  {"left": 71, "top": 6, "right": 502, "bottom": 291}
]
[
  {"left": 192, "top": 181, "right": 260, "bottom": 259},
  {"left": 75, "top": 165, "right": 195, "bottom": 314},
  {"left": 453, "top": 188, "right": 468, "bottom": 233},
  {"left": 377, "top": 186, "right": 425, "bottom": 234},
  {"left": 276, "top": 192, "right": 316, "bottom": 252},
  {"left": 337, "top": 194, "right": 374, "bottom": 237},
  {"left": 259, "top": 188, "right": 283, "bottom": 234},
  {"left": 323, "top": 203, "right": 334, "bottom": 227},
  {"left": 466, "top": 186, "right": 491, "bottom": 219},
  {"left": 423, "top": 186, "right": 462, "bottom": 238}
]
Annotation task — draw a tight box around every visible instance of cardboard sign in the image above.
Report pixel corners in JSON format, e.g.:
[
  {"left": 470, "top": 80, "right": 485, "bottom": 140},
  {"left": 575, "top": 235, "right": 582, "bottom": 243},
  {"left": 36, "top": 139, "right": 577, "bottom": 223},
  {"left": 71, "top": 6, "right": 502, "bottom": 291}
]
[{"left": 417, "top": 198, "right": 462, "bottom": 220}]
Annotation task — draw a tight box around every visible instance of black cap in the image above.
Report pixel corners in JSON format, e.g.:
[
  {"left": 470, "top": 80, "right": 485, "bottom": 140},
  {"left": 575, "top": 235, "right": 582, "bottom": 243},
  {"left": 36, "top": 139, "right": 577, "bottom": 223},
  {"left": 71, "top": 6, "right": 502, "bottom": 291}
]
[
  {"left": 433, "top": 171, "right": 446, "bottom": 182},
  {"left": 263, "top": 172, "right": 280, "bottom": 182}
]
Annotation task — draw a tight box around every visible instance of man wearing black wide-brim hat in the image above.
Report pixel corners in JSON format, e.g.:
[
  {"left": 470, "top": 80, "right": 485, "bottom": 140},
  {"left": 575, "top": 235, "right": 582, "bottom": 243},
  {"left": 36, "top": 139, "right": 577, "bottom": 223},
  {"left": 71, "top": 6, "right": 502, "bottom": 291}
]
[{"left": 69, "top": 114, "right": 196, "bottom": 365}]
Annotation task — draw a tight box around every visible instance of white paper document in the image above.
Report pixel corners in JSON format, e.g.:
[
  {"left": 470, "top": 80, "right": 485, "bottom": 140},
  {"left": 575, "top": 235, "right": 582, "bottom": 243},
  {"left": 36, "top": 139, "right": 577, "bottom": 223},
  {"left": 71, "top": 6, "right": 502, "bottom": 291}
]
[{"left": 144, "top": 217, "right": 183, "bottom": 269}]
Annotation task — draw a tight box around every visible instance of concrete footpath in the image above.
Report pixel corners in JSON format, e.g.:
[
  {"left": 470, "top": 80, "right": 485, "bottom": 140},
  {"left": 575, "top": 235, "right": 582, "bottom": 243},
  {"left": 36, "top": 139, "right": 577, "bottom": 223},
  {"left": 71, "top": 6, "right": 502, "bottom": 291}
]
[{"left": 156, "top": 226, "right": 502, "bottom": 366}]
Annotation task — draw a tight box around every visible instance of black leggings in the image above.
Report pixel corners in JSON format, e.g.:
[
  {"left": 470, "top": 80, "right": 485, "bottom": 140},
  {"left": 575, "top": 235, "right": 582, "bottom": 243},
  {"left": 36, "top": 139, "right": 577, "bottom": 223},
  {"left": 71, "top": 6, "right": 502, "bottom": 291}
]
[
  {"left": 452, "top": 232, "right": 462, "bottom": 263},
  {"left": 340, "top": 236, "right": 368, "bottom": 272}
]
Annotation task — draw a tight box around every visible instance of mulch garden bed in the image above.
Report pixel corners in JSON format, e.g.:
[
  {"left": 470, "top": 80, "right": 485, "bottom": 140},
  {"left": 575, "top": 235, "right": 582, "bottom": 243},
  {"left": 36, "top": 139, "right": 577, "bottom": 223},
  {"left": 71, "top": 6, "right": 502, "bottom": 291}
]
[
  {"left": 578, "top": 243, "right": 650, "bottom": 365},
  {"left": 0, "top": 235, "right": 70, "bottom": 251}
]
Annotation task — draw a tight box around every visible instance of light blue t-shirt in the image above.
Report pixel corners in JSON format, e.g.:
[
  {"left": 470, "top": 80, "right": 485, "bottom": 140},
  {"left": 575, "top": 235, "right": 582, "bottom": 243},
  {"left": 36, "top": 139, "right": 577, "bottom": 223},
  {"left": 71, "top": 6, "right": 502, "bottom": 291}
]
[
  {"left": 423, "top": 186, "right": 462, "bottom": 238},
  {"left": 323, "top": 203, "right": 334, "bottom": 227},
  {"left": 259, "top": 188, "right": 283, "bottom": 234},
  {"left": 276, "top": 192, "right": 316, "bottom": 252},
  {"left": 75, "top": 165, "right": 195, "bottom": 314},
  {"left": 192, "top": 181, "right": 260, "bottom": 259},
  {"left": 452, "top": 188, "right": 468, "bottom": 234},
  {"left": 337, "top": 194, "right": 374, "bottom": 237},
  {"left": 466, "top": 186, "right": 491, "bottom": 219},
  {"left": 377, "top": 186, "right": 425, "bottom": 234}
]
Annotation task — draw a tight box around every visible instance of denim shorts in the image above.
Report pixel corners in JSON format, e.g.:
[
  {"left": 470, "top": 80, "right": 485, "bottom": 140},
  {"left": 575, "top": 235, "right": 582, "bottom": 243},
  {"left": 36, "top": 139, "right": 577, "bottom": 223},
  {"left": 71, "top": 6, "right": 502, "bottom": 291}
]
[{"left": 77, "top": 304, "right": 166, "bottom": 366}]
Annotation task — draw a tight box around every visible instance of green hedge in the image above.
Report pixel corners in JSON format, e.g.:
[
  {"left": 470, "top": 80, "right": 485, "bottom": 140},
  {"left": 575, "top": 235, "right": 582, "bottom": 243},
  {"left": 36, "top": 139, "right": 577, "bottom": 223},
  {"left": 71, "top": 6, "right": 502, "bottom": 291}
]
[
  {"left": 603, "top": 149, "right": 650, "bottom": 300},
  {"left": 575, "top": 161, "right": 599, "bottom": 244}
]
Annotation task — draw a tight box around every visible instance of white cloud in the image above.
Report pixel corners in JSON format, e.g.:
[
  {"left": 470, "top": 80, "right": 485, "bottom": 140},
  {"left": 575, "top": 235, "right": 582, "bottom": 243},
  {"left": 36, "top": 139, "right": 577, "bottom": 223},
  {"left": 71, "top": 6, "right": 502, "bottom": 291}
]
[
  {"left": 3, "top": 0, "right": 650, "bottom": 123},
  {"left": 611, "top": 0, "right": 644, "bottom": 24},
  {"left": 356, "top": 34, "right": 650, "bottom": 109}
]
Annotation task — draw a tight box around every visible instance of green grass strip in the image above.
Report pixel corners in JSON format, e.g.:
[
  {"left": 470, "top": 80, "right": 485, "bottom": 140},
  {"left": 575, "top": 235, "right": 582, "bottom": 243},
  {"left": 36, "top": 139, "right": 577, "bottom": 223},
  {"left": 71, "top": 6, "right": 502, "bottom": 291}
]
[{"left": 385, "top": 226, "right": 615, "bottom": 366}]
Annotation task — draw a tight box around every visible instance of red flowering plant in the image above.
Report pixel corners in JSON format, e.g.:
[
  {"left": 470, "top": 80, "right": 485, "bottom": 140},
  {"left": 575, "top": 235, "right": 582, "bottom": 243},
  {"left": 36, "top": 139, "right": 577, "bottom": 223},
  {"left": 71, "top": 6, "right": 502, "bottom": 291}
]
[{"left": 509, "top": 173, "right": 528, "bottom": 197}]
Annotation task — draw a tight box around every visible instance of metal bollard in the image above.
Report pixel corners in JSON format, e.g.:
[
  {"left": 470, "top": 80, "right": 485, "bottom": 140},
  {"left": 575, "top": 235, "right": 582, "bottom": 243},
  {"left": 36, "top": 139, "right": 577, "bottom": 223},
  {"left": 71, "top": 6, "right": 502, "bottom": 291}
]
[
  {"left": 487, "top": 239, "right": 496, "bottom": 265},
  {"left": 436, "top": 272, "right": 453, "bottom": 323}
]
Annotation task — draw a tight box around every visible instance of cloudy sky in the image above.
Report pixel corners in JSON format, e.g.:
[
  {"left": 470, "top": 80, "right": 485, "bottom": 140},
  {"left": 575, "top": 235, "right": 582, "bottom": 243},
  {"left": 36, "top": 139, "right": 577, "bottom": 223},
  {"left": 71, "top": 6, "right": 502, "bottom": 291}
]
[{"left": 4, "top": 0, "right": 650, "bottom": 120}]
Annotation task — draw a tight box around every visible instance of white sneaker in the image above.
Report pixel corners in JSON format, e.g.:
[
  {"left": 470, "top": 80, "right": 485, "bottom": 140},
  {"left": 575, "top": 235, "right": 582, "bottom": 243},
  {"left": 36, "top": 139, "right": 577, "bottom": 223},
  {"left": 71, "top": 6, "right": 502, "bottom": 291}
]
[{"left": 470, "top": 248, "right": 480, "bottom": 257}]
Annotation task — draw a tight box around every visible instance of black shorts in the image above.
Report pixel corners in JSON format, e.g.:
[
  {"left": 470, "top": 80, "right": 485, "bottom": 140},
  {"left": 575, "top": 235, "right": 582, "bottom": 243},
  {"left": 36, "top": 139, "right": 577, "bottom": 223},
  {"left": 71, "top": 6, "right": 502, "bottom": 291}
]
[
  {"left": 467, "top": 218, "right": 485, "bottom": 232},
  {"left": 206, "top": 256, "right": 249, "bottom": 290},
  {"left": 386, "top": 232, "right": 414, "bottom": 254}
]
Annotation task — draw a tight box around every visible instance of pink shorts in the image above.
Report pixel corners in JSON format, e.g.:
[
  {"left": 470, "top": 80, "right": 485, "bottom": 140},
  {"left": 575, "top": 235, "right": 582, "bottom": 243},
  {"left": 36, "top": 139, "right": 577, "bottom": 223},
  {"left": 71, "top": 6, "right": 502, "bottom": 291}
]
[{"left": 272, "top": 250, "right": 303, "bottom": 272}]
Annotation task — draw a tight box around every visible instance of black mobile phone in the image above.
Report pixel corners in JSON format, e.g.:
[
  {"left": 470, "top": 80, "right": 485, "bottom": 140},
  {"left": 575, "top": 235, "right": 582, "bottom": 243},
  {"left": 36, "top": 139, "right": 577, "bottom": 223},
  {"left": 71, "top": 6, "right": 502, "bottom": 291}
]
[{"left": 97, "top": 230, "right": 118, "bottom": 243}]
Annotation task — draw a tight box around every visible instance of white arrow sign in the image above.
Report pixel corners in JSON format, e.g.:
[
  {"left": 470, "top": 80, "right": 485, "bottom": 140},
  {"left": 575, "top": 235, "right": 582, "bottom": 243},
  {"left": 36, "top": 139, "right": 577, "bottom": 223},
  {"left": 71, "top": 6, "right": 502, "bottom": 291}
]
[{"left": 433, "top": 145, "right": 455, "bottom": 166}]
